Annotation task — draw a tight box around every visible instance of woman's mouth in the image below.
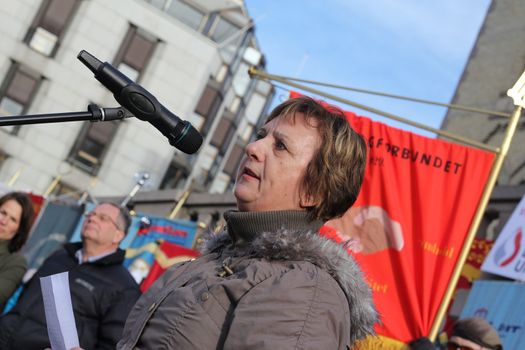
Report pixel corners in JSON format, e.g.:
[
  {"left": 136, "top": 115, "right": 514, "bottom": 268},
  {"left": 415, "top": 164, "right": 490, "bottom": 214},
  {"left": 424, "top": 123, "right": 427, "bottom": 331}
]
[{"left": 242, "top": 167, "right": 259, "bottom": 180}]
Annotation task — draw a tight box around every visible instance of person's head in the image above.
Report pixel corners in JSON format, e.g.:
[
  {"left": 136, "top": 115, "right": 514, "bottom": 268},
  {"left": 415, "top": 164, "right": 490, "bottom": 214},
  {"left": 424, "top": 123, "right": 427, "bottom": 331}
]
[
  {"left": 234, "top": 96, "right": 367, "bottom": 221},
  {"left": 449, "top": 317, "right": 502, "bottom": 350},
  {"left": 408, "top": 337, "right": 435, "bottom": 350},
  {"left": 0, "top": 192, "right": 35, "bottom": 253},
  {"left": 81, "top": 202, "right": 131, "bottom": 251}
]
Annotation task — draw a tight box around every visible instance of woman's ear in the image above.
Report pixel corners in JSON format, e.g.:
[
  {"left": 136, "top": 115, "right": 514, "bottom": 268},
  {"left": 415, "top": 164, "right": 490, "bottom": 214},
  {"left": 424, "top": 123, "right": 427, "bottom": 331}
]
[{"left": 300, "top": 193, "right": 318, "bottom": 208}]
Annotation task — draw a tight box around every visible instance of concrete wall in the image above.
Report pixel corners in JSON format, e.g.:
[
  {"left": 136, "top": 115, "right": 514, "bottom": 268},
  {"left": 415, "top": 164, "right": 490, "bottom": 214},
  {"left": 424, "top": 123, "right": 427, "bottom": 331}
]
[{"left": 441, "top": 0, "right": 525, "bottom": 185}]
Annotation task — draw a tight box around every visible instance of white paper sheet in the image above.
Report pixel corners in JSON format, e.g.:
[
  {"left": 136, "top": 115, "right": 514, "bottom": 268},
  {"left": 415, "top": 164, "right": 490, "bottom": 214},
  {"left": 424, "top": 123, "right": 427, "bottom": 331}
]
[{"left": 40, "top": 271, "right": 80, "bottom": 350}]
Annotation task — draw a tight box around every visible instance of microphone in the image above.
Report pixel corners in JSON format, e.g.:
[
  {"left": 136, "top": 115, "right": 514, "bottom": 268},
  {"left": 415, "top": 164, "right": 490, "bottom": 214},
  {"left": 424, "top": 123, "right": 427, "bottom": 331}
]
[{"left": 77, "top": 50, "right": 203, "bottom": 154}]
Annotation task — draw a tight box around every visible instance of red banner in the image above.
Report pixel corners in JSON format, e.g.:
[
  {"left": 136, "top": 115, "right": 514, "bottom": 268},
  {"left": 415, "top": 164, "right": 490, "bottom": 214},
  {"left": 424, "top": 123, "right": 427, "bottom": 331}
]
[
  {"left": 140, "top": 241, "right": 199, "bottom": 292},
  {"left": 290, "top": 92, "right": 495, "bottom": 343}
]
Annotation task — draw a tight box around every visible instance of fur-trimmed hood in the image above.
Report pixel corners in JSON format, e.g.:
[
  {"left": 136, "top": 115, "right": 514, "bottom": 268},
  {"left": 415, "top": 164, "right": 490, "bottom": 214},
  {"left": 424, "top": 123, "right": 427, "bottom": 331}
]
[{"left": 203, "top": 226, "right": 378, "bottom": 343}]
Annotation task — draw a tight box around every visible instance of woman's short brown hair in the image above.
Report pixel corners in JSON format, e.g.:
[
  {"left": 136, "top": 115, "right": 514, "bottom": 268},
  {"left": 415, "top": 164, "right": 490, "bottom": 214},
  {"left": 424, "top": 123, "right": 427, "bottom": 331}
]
[
  {"left": 0, "top": 192, "right": 35, "bottom": 253},
  {"left": 266, "top": 96, "right": 367, "bottom": 221}
]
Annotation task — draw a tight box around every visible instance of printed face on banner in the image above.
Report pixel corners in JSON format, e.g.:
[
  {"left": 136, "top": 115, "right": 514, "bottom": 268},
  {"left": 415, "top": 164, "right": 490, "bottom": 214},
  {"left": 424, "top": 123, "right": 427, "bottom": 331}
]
[{"left": 328, "top": 205, "right": 404, "bottom": 254}]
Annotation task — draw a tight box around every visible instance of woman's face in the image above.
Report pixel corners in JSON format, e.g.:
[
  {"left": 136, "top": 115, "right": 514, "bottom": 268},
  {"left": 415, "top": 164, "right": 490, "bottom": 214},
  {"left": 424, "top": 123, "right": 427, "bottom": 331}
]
[
  {"left": 0, "top": 199, "right": 23, "bottom": 241},
  {"left": 234, "top": 112, "right": 321, "bottom": 212}
]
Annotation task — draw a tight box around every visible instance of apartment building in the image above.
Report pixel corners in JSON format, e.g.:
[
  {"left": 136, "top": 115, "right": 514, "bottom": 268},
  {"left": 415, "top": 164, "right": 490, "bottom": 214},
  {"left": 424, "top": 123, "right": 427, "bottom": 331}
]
[{"left": 0, "top": 0, "right": 274, "bottom": 198}]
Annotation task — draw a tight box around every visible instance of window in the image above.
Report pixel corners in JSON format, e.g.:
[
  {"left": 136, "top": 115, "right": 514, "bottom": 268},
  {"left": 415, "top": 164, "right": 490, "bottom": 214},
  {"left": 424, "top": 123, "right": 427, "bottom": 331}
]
[
  {"left": 232, "top": 62, "right": 251, "bottom": 97},
  {"left": 25, "top": 0, "right": 81, "bottom": 56},
  {"left": 49, "top": 180, "right": 81, "bottom": 200},
  {"left": 205, "top": 154, "right": 223, "bottom": 186},
  {"left": 209, "top": 16, "right": 240, "bottom": 43},
  {"left": 210, "top": 115, "right": 235, "bottom": 154},
  {"left": 68, "top": 120, "right": 120, "bottom": 175},
  {"left": 0, "top": 62, "right": 42, "bottom": 134},
  {"left": 194, "top": 79, "right": 222, "bottom": 136},
  {"left": 160, "top": 157, "right": 189, "bottom": 190},
  {"left": 144, "top": 0, "right": 205, "bottom": 31},
  {"left": 114, "top": 25, "right": 158, "bottom": 82},
  {"left": 165, "top": 0, "right": 205, "bottom": 30},
  {"left": 223, "top": 142, "right": 244, "bottom": 177},
  {"left": 207, "top": 101, "right": 244, "bottom": 184}
]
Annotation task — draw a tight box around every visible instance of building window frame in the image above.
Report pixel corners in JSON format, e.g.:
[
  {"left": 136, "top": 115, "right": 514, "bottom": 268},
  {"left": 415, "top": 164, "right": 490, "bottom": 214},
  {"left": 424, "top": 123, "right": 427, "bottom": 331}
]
[
  {"left": 195, "top": 79, "right": 223, "bottom": 136},
  {"left": 48, "top": 180, "right": 81, "bottom": 200},
  {"left": 206, "top": 14, "right": 240, "bottom": 43},
  {"left": 24, "top": 0, "right": 82, "bottom": 57},
  {"left": 160, "top": 158, "right": 190, "bottom": 190},
  {"left": 0, "top": 61, "right": 43, "bottom": 135},
  {"left": 67, "top": 120, "right": 120, "bottom": 175},
  {"left": 113, "top": 25, "right": 158, "bottom": 82},
  {"left": 223, "top": 140, "right": 244, "bottom": 178}
]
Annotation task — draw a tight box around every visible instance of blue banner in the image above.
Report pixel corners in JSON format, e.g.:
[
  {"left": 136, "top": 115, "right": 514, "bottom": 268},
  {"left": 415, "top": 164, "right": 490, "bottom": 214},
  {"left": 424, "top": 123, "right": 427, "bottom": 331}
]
[
  {"left": 460, "top": 280, "right": 525, "bottom": 350},
  {"left": 124, "top": 215, "right": 198, "bottom": 283}
]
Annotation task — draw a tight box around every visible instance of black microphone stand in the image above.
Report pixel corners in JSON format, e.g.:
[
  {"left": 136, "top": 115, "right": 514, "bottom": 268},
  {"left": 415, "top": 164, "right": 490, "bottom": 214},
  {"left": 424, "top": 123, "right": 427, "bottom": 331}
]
[{"left": 0, "top": 104, "right": 133, "bottom": 127}]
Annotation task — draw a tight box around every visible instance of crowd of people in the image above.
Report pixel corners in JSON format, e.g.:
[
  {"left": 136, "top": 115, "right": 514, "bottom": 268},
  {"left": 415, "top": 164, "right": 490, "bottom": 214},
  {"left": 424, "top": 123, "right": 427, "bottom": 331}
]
[{"left": 0, "top": 97, "right": 505, "bottom": 349}]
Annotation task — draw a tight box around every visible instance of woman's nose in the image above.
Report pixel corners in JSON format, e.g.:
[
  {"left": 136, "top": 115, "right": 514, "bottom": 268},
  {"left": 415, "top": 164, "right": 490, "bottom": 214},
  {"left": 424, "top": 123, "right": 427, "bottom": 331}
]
[{"left": 245, "top": 139, "right": 264, "bottom": 161}]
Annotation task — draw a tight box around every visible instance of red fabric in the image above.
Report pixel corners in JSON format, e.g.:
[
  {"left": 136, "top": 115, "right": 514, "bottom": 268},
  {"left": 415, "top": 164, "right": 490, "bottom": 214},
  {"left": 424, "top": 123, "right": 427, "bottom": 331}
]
[
  {"left": 291, "top": 91, "right": 495, "bottom": 342},
  {"left": 140, "top": 241, "right": 199, "bottom": 293},
  {"left": 28, "top": 192, "right": 44, "bottom": 217}
]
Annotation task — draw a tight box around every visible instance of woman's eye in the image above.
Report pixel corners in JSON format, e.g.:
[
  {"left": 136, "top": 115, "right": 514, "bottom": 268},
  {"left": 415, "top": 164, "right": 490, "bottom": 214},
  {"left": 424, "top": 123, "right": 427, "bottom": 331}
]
[{"left": 275, "top": 140, "right": 287, "bottom": 150}]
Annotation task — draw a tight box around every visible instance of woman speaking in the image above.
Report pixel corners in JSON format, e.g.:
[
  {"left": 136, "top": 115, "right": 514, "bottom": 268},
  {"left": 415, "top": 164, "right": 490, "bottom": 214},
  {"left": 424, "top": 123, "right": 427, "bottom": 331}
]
[{"left": 118, "top": 96, "right": 378, "bottom": 349}]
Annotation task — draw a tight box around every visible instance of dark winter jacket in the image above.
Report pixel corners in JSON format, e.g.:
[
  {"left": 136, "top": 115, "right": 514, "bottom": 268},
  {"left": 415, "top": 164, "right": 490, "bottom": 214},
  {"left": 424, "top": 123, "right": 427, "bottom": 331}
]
[
  {"left": 0, "top": 242, "right": 141, "bottom": 350},
  {"left": 0, "top": 240, "right": 27, "bottom": 309},
  {"left": 118, "top": 210, "right": 378, "bottom": 350}
]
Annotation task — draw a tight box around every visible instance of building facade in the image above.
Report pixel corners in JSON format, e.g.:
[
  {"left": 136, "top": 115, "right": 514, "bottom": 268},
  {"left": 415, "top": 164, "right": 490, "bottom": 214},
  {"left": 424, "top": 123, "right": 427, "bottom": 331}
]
[
  {"left": 0, "top": 0, "right": 274, "bottom": 199},
  {"left": 441, "top": 0, "right": 525, "bottom": 237}
]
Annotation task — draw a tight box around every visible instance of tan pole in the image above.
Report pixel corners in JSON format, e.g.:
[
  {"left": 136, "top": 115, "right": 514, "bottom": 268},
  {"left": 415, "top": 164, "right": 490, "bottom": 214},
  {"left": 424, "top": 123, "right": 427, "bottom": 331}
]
[
  {"left": 429, "top": 69, "right": 525, "bottom": 339},
  {"left": 267, "top": 74, "right": 511, "bottom": 118},
  {"left": 43, "top": 175, "right": 62, "bottom": 197},
  {"left": 191, "top": 222, "right": 207, "bottom": 250},
  {"left": 428, "top": 106, "right": 522, "bottom": 340},
  {"left": 7, "top": 167, "right": 24, "bottom": 187},
  {"left": 249, "top": 67, "right": 499, "bottom": 153},
  {"left": 168, "top": 188, "right": 192, "bottom": 219}
]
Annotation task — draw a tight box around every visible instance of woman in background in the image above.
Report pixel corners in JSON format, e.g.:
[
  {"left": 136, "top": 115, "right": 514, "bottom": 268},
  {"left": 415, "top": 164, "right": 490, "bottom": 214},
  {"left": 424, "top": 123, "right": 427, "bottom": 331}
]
[{"left": 0, "top": 192, "right": 35, "bottom": 309}]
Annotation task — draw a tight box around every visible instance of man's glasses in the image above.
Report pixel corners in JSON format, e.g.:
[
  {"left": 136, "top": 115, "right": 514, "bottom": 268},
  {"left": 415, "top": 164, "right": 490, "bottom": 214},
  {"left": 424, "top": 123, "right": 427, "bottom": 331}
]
[{"left": 84, "top": 211, "right": 122, "bottom": 231}]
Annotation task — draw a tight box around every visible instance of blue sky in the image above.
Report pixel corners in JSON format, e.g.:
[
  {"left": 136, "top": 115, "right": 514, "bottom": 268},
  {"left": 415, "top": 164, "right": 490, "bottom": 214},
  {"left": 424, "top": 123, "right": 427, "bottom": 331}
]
[{"left": 245, "top": 0, "right": 492, "bottom": 136}]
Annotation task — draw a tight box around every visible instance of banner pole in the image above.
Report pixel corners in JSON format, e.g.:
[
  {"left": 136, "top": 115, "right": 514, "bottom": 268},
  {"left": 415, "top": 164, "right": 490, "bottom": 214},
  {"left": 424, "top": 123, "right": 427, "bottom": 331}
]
[
  {"left": 43, "top": 175, "right": 62, "bottom": 197},
  {"left": 7, "top": 167, "right": 24, "bottom": 187},
  {"left": 261, "top": 73, "right": 511, "bottom": 118},
  {"left": 168, "top": 188, "right": 192, "bottom": 219},
  {"left": 249, "top": 67, "right": 499, "bottom": 153},
  {"left": 428, "top": 105, "right": 522, "bottom": 340}
]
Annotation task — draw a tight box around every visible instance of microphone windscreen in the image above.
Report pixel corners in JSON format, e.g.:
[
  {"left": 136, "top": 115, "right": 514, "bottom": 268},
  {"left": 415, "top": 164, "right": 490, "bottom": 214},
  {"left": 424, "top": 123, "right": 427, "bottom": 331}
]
[{"left": 173, "top": 124, "right": 203, "bottom": 154}]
